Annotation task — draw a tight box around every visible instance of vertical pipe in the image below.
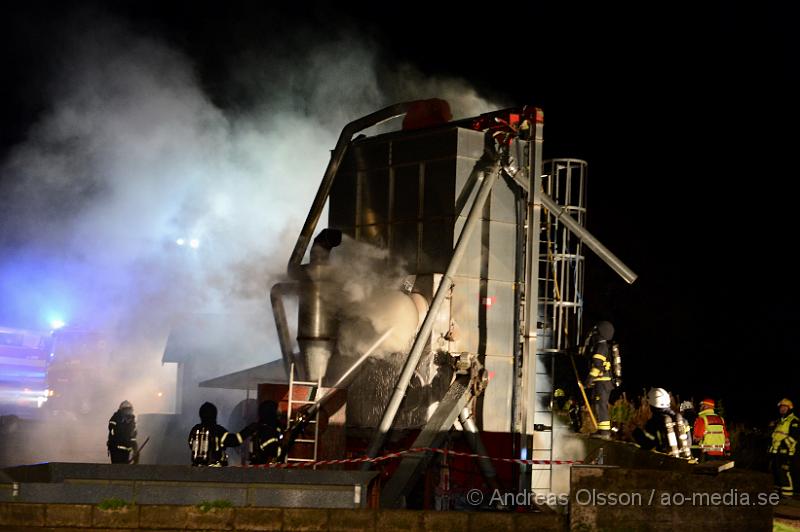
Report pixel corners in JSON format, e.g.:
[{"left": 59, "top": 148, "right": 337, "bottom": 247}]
[
  {"left": 519, "top": 110, "right": 545, "bottom": 492},
  {"left": 270, "top": 282, "right": 299, "bottom": 380},
  {"left": 510, "top": 182, "right": 526, "bottom": 476},
  {"left": 363, "top": 158, "right": 502, "bottom": 461}
]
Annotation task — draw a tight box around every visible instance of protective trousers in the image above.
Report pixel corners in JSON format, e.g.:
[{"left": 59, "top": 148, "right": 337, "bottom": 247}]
[
  {"left": 593, "top": 380, "right": 613, "bottom": 436},
  {"left": 109, "top": 449, "right": 131, "bottom": 464},
  {"left": 772, "top": 454, "right": 794, "bottom": 497}
]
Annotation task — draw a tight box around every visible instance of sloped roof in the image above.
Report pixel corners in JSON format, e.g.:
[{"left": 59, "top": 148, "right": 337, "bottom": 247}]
[{"left": 199, "top": 359, "right": 288, "bottom": 390}]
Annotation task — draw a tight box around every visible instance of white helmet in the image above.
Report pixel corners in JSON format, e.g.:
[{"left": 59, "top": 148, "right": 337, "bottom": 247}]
[{"left": 647, "top": 388, "right": 670, "bottom": 409}]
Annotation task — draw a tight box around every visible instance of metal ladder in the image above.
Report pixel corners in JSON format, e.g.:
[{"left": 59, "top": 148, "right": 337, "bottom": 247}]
[
  {"left": 529, "top": 160, "right": 588, "bottom": 493},
  {"left": 285, "top": 363, "right": 321, "bottom": 467}
]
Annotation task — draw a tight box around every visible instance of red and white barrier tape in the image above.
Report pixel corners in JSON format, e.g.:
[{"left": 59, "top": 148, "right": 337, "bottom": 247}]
[{"left": 243, "top": 447, "right": 582, "bottom": 469}]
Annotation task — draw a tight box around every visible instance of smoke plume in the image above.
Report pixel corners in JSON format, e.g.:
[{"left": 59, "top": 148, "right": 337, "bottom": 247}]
[{"left": 0, "top": 10, "right": 500, "bottom": 464}]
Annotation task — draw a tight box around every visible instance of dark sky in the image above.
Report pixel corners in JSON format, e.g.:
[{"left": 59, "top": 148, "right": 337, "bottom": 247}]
[{"left": 1, "top": 1, "right": 797, "bottom": 424}]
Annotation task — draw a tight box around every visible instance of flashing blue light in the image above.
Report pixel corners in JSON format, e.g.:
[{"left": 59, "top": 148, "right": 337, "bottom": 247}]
[{"left": 50, "top": 319, "right": 66, "bottom": 330}]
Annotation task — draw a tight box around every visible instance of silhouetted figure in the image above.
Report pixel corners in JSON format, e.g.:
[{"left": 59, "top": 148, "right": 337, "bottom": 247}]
[
  {"left": 188, "top": 402, "right": 241, "bottom": 466},
  {"left": 238, "top": 400, "right": 284, "bottom": 465},
  {"left": 770, "top": 398, "right": 800, "bottom": 498},
  {"left": 107, "top": 400, "right": 137, "bottom": 464},
  {"left": 584, "top": 321, "right": 615, "bottom": 438},
  {"left": 693, "top": 398, "right": 730, "bottom": 461}
]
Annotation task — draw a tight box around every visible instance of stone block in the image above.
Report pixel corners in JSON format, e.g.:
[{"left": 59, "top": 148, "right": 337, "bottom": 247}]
[
  {"left": 513, "top": 511, "right": 564, "bottom": 531},
  {"left": 92, "top": 505, "right": 139, "bottom": 528},
  {"left": 140, "top": 505, "right": 188, "bottom": 529},
  {"left": 233, "top": 507, "right": 283, "bottom": 531},
  {"left": 282, "top": 508, "right": 328, "bottom": 531},
  {"left": 0, "top": 502, "right": 46, "bottom": 527},
  {"left": 186, "top": 506, "right": 234, "bottom": 530},
  {"left": 469, "top": 511, "right": 514, "bottom": 532},
  {"left": 421, "top": 510, "right": 469, "bottom": 531},
  {"left": 376, "top": 509, "right": 422, "bottom": 531},
  {"left": 570, "top": 465, "right": 774, "bottom": 531},
  {"left": 46, "top": 504, "right": 92, "bottom": 527},
  {"left": 329, "top": 509, "right": 376, "bottom": 531}
]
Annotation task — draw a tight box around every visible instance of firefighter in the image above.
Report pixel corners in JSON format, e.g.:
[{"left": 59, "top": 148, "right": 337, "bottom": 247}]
[
  {"left": 107, "top": 400, "right": 138, "bottom": 464},
  {"left": 769, "top": 398, "right": 800, "bottom": 498},
  {"left": 238, "top": 400, "right": 284, "bottom": 465},
  {"left": 188, "top": 402, "right": 242, "bottom": 466},
  {"left": 692, "top": 398, "right": 730, "bottom": 461},
  {"left": 567, "top": 397, "right": 583, "bottom": 433},
  {"left": 553, "top": 388, "right": 568, "bottom": 413},
  {"left": 633, "top": 388, "right": 691, "bottom": 458},
  {"left": 679, "top": 400, "right": 697, "bottom": 430},
  {"left": 584, "top": 321, "right": 615, "bottom": 439}
]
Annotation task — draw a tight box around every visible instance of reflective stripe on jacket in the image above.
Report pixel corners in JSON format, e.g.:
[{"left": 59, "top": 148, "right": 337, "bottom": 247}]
[
  {"left": 771, "top": 413, "right": 800, "bottom": 455},
  {"left": 694, "top": 409, "right": 729, "bottom": 455}
]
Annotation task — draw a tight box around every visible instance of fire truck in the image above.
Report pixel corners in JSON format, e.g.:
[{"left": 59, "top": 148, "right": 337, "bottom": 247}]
[
  {"left": 0, "top": 326, "right": 51, "bottom": 417},
  {"left": 0, "top": 325, "right": 111, "bottom": 419}
]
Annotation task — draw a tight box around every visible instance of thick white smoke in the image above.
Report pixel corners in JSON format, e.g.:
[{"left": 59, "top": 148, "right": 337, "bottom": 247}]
[
  {"left": 327, "top": 236, "right": 421, "bottom": 359},
  {"left": 0, "top": 11, "right": 501, "bottom": 464}
]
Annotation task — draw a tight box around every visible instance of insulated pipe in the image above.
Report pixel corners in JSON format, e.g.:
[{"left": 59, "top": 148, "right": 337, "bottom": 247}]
[
  {"left": 270, "top": 282, "right": 299, "bottom": 380},
  {"left": 363, "top": 157, "right": 502, "bottom": 462},
  {"left": 459, "top": 407, "right": 502, "bottom": 494},
  {"left": 539, "top": 192, "right": 638, "bottom": 284},
  {"left": 288, "top": 101, "right": 424, "bottom": 270}
]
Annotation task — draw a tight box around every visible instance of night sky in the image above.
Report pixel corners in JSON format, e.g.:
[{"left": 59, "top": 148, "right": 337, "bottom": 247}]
[{"left": 1, "top": 1, "right": 797, "bottom": 425}]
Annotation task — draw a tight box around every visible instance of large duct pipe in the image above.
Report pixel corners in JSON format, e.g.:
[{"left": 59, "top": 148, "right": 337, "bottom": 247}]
[
  {"left": 363, "top": 156, "right": 502, "bottom": 462},
  {"left": 297, "top": 263, "right": 337, "bottom": 383},
  {"left": 270, "top": 282, "right": 299, "bottom": 380},
  {"left": 288, "top": 101, "right": 425, "bottom": 270}
]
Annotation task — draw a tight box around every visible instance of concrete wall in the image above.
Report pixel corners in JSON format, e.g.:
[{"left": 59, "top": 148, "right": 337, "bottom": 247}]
[
  {"left": 569, "top": 465, "right": 774, "bottom": 531},
  {"left": 0, "top": 503, "right": 564, "bottom": 531}
]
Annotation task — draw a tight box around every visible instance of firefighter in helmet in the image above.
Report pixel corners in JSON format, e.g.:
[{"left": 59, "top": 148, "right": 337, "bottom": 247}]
[
  {"left": 238, "top": 400, "right": 284, "bottom": 465},
  {"left": 107, "top": 400, "right": 138, "bottom": 464},
  {"left": 769, "top": 398, "right": 800, "bottom": 498},
  {"left": 583, "top": 321, "right": 616, "bottom": 439},
  {"left": 692, "top": 398, "right": 730, "bottom": 461},
  {"left": 188, "top": 402, "right": 242, "bottom": 466},
  {"left": 633, "top": 388, "right": 692, "bottom": 459}
]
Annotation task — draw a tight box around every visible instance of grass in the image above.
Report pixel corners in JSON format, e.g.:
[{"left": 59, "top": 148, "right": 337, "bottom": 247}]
[
  {"left": 774, "top": 520, "right": 800, "bottom": 531},
  {"left": 97, "top": 498, "right": 131, "bottom": 511},
  {"left": 197, "top": 499, "right": 234, "bottom": 512}
]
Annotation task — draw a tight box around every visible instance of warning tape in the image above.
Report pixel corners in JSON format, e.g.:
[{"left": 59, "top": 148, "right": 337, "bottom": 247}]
[{"left": 243, "top": 447, "right": 583, "bottom": 469}]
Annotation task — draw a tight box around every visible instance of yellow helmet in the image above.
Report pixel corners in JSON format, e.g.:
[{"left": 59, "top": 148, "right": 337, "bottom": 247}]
[
  {"left": 778, "top": 398, "right": 794, "bottom": 409},
  {"left": 554, "top": 388, "right": 566, "bottom": 398}
]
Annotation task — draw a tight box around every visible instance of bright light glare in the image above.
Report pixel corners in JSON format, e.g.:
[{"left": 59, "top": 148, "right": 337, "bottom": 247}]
[
  {"left": 189, "top": 238, "right": 200, "bottom": 249},
  {"left": 157, "top": 392, "right": 163, "bottom": 397},
  {"left": 176, "top": 238, "right": 186, "bottom": 246},
  {"left": 50, "top": 319, "right": 65, "bottom": 330}
]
